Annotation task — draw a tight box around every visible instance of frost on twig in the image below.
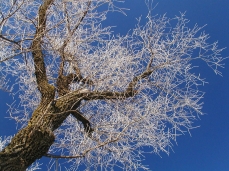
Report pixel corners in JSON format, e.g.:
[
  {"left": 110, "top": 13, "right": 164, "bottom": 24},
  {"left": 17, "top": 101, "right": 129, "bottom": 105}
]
[{"left": 0, "top": 136, "right": 12, "bottom": 151}]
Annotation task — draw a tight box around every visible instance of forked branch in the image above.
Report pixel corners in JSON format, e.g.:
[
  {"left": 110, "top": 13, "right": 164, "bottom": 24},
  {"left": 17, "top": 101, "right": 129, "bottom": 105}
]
[{"left": 56, "top": 1, "right": 93, "bottom": 96}]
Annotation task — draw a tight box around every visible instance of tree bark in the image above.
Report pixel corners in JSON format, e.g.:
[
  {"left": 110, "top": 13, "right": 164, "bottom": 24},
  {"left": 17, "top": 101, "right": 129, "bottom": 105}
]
[{"left": 0, "top": 88, "right": 82, "bottom": 170}]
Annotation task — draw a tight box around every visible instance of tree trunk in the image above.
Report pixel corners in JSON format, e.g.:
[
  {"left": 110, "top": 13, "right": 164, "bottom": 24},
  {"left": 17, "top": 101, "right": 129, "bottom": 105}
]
[
  {"left": 0, "top": 125, "right": 55, "bottom": 171},
  {"left": 0, "top": 89, "right": 81, "bottom": 170}
]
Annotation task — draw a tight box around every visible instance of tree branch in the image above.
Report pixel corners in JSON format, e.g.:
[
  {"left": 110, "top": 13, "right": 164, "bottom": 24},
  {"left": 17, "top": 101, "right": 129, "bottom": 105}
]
[
  {"left": 31, "top": 0, "right": 55, "bottom": 98},
  {"left": 71, "top": 110, "right": 94, "bottom": 135},
  {"left": 0, "top": 34, "right": 20, "bottom": 46},
  {"left": 45, "top": 109, "right": 94, "bottom": 134}
]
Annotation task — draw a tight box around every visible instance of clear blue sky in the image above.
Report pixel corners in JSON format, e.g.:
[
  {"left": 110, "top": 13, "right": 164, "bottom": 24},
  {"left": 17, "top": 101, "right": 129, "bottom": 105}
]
[{"left": 0, "top": 0, "right": 229, "bottom": 170}]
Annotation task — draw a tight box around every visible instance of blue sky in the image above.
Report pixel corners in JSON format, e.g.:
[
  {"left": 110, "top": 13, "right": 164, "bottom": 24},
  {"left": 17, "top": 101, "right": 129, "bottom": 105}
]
[{"left": 0, "top": 0, "right": 229, "bottom": 170}]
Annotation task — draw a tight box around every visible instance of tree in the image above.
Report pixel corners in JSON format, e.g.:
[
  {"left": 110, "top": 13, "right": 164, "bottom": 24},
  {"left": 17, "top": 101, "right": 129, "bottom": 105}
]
[{"left": 0, "top": 0, "right": 224, "bottom": 170}]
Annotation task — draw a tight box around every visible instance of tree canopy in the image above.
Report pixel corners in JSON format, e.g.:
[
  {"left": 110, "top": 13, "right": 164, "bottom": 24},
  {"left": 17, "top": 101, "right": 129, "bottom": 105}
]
[{"left": 0, "top": 0, "right": 224, "bottom": 170}]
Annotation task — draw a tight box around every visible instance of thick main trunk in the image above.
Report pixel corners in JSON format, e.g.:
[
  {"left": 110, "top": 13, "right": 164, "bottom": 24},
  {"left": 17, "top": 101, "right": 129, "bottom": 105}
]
[
  {"left": 0, "top": 125, "right": 55, "bottom": 171},
  {"left": 0, "top": 109, "right": 68, "bottom": 170},
  {"left": 0, "top": 86, "right": 84, "bottom": 170},
  {"left": 0, "top": 93, "right": 58, "bottom": 170}
]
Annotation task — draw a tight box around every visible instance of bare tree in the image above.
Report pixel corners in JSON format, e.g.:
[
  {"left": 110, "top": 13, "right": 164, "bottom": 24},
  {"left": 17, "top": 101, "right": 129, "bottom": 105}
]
[{"left": 0, "top": 0, "right": 224, "bottom": 170}]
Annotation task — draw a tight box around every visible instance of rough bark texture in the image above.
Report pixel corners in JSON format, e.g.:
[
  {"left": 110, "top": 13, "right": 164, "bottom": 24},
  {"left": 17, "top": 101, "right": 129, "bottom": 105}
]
[
  {"left": 0, "top": 125, "right": 55, "bottom": 171},
  {"left": 0, "top": 87, "right": 82, "bottom": 170}
]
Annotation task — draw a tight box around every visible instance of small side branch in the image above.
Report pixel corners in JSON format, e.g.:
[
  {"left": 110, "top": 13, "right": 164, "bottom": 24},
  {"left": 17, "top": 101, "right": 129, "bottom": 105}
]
[
  {"left": 71, "top": 110, "right": 94, "bottom": 135},
  {"left": 0, "top": 34, "right": 20, "bottom": 46},
  {"left": 44, "top": 153, "right": 83, "bottom": 159},
  {"left": 45, "top": 109, "right": 94, "bottom": 135}
]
